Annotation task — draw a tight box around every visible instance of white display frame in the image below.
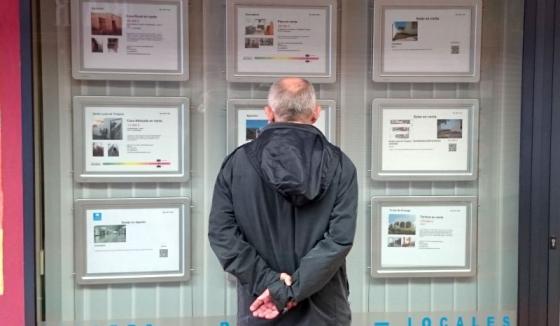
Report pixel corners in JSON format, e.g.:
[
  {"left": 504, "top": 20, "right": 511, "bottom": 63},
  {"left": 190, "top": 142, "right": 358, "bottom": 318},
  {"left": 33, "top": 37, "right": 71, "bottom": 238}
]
[
  {"left": 73, "top": 96, "right": 190, "bottom": 183},
  {"left": 372, "top": 0, "right": 482, "bottom": 83},
  {"left": 71, "top": 0, "right": 189, "bottom": 81},
  {"left": 226, "top": 99, "right": 337, "bottom": 152},
  {"left": 74, "top": 197, "right": 191, "bottom": 284},
  {"left": 371, "top": 196, "right": 478, "bottom": 278},
  {"left": 226, "top": 0, "right": 337, "bottom": 83},
  {"left": 371, "top": 98, "right": 479, "bottom": 181}
]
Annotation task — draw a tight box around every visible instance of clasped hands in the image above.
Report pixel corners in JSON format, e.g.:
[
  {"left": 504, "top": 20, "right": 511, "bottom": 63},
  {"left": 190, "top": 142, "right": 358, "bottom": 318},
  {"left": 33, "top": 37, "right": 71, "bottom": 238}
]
[{"left": 249, "top": 273, "right": 297, "bottom": 319}]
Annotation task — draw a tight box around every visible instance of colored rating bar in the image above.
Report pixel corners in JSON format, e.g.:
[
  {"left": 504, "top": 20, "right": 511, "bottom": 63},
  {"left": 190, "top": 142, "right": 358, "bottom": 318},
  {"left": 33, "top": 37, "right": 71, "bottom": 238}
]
[{"left": 374, "top": 322, "right": 390, "bottom": 326}]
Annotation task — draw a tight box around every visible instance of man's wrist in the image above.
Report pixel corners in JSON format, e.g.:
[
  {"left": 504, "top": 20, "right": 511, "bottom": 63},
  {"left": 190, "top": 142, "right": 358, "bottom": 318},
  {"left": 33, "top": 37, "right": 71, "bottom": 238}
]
[{"left": 267, "top": 279, "right": 292, "bottom": 311}]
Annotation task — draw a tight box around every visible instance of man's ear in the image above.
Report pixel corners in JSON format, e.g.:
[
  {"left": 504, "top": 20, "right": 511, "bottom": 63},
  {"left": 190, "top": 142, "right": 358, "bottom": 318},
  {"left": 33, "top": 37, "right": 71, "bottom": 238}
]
[
  {"left": 310, "top": 105, "right": 321, "bottom": 124},
  {"left": 264, "top": 106, "right": 275, "bottom": 123}
]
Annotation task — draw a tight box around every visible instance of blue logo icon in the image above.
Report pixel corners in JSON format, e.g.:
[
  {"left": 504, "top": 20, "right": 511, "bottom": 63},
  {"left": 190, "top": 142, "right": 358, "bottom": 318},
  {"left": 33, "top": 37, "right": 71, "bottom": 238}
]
[
  {"left": 220, "top": 322, "right": 230, "bottom": 326},
  {"left": 93, "top": 212, "right": 102, "bottom": 221}
]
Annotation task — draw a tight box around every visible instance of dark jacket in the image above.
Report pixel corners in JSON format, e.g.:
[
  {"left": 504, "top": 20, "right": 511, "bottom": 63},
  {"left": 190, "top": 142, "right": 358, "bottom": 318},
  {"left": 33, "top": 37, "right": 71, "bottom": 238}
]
[{"left": 208, "top": 122, "right": 358, "bottom": 326}]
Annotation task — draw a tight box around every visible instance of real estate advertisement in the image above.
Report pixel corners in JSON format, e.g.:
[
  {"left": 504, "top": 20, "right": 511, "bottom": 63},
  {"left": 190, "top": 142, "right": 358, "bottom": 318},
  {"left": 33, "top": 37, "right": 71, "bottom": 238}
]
[
  {"left": 236, "top": 6, "right": 330, "bottom": 75},
  {"left": 82, "top": 1, "right": 181, "bottom": 71},
  {"left": 84, "top": 105, "right": 180, "bottom": 173},
  {"left": 381, "top": 107, "right": 469, "bottom": 172},
  {"left": 86, "top": 207, "right": 181, "bottom": 274},
  {"left": 382, "top": 8, "right": 472, "bottom": 73},
  {"left": 380, "top": 205, "right": 468, "bottom": 268},
  {"left": 236, "top": 108, "right": 327, "bottom": 146}
]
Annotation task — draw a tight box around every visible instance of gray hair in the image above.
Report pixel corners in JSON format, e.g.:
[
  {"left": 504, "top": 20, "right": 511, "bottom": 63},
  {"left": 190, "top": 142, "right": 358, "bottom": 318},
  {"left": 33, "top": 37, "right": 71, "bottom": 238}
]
[{"left": 267, "top": 78, "right": 316, "bottom": 121}]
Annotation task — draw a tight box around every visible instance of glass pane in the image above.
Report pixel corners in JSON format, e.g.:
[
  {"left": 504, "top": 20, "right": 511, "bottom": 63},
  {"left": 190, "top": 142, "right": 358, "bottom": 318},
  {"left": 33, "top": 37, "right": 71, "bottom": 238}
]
[{"left": 36, "top": 0, "right": 523, "bottom": 325}]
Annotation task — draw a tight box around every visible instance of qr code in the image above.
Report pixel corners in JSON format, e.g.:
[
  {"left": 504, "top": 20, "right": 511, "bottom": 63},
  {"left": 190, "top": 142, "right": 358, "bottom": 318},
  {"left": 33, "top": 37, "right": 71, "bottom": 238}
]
[
  {"left": 451, "top": 45, "right": 460, "bottom": 54},
  {"left": 449, "top": 143, "right": 457, "bottom": 152},
  {"left": 159, "top": 249, "right": 168, "bottom": 258}
]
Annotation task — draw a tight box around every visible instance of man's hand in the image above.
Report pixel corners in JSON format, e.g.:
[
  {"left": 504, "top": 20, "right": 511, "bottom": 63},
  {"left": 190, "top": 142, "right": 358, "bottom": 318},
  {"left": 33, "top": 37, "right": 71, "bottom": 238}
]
[
  {"left": 250, "top": 289, "right": 280, "bottom": 319},
  {"left": 249, "top": 273, "right": 297, "bottom": 319}
]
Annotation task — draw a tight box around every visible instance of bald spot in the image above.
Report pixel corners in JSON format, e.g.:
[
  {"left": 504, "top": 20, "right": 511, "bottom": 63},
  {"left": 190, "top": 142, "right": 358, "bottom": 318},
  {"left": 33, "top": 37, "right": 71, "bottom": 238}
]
[{"left": 278, "top": 77, "right": 308, "bottom": 94}]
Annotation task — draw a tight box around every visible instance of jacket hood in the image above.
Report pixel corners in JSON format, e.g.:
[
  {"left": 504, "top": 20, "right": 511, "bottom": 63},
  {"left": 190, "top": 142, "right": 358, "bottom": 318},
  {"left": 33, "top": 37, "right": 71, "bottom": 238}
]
[{"left": 244, "top": 123, "right": 341, "bottom": 206}]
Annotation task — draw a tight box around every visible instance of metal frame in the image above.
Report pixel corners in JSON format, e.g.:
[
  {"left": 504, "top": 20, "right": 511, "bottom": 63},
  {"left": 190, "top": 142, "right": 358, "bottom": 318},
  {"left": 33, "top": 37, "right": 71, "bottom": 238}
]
[
  {"left": 71, "top": 0, "right": 189, "bottom": 81},
  {"left": 372, "top": 0, "right": 482, "bottom": 83},
  {"left": 370, "top": 196, "right": 478, "bottom": 278},
  {"left": 518, "top": 0, "right": 559, "bottom": 324},
  {"left": 549, "top": 1, "right": 560, "bottom": 325},
  {"left": 371, "top": 98, "right": 479, "bottom": 181},
  {"left": 74, "top": 197, "right": 191, "bottom": 284},
  {"left": 21, "top": 0, "right": 36, "bottom": 322},
  {"left": 226, "top": 0, "right": 337, "bottom": 83},
  {"left": 73, "top": 96, "right": 190, "bottom": 183},
  {"left": 226, "top": 99, "right": 337, "bottom": 152}
]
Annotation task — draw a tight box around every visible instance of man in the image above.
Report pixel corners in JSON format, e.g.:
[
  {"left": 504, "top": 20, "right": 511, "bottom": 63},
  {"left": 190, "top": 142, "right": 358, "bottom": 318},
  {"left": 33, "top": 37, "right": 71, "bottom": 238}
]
[{"left": 208, "top": 77, "right": 357, "bottom": 325}]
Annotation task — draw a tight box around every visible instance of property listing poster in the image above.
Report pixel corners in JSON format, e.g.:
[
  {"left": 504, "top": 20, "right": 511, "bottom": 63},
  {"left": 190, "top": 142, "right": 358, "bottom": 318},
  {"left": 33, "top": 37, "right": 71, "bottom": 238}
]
[
  {"left": 82, "top": 1, "right": 180, "bottom": 71},
  {"left": 236, "top": 108, "right": 327, "bottom": 146},
  {"left": 381, "top": 108, "right": 469, "bottom": 172},
  {"left": 84, "top": 106, "right": 180, "bottom": 173},
  {"left": 380, "top": 205, "right": 467, "bottom": 268},
  {"left": 383, "top": 8, "right": 472, "bottom": 73},
  {"left": 86, "top": 207, "right": 181, "bottom": 274},
  {"left": 236, "top": 6, "right": 330, "bottom": 74}
]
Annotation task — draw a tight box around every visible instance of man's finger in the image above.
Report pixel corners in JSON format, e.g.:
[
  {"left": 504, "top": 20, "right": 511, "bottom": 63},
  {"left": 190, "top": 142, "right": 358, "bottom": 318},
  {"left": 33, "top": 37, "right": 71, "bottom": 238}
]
[
  {"left": 264, "top": 310, "right": 279, "bottom": 319},
  {"left": 279, "top": 273, "right": 292, "bottom": 286},
  {"left": 253, "top": 302, "right": 278, "bottom": 319},
  {"left": 263, "top": 305, "right": 279, "bottom": 319},
  {"left": 250, "top": 289, "right": 270, "bottom": 312},
  {"left": 249, "top": 298, "right": 263, "bottom": 312}
]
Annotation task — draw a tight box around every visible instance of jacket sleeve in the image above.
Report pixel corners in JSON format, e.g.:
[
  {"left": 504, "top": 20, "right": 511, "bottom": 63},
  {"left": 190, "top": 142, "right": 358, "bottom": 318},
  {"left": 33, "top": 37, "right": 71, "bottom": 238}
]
[
  {"left": 208, "top": 159, "right": 280, "bottom": 297},
  {"left": 268, "top": 157, "right": 358, "bottom": 309}
]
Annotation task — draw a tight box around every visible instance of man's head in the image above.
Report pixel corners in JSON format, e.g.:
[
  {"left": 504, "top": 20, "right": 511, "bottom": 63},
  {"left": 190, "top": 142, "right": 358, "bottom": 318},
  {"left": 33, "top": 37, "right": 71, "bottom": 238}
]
[{"left": 265, "top": 77, "right": 321, "bottom": 124}]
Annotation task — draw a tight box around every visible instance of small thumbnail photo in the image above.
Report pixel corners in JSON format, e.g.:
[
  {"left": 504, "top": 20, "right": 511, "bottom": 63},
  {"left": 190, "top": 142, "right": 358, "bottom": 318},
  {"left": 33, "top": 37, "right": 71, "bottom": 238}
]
[
  {"left": 437, "top": 119, "right": 463, "bottom": 139},
  {"left": 91, "top": 37, "right": 104, "bottom": 53},
  {"left": 92, "top": 117, "right": 123, "bottom": 140},
  {"left": 390, "top": 119, "right": 411, "bottom": 125},
  {"left": 91, "top": 12, "right": 123, "bottom": 36},
  {"left": 94, "top": 225, "right": 126, "bottom": 243},
  {"left": 107, "top": 38, "right": 119, "bottom": 53},
  {"left": 245, "top": 18, "right": 274, "bottom": 36},
  {"left": 260, "top": 38, "right": 274, "bottom": 46},
  {"left": 388, "top": 214, "right": 416, "bottom": 235},
  {"left": 245, "top": 119, "right": 268, "bottom": 141},
  {"left": 108, "top": 144, "right": 119, "bottom": 157},
  {"left": 245, "top": 38, "right": 260, "bottom": 48},
  {"left": 392, "top": 21, "right": 418, "bottom": 41},
  {"left": 92, "top": 142, "right": 104, "bottom": 157}
]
